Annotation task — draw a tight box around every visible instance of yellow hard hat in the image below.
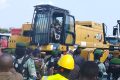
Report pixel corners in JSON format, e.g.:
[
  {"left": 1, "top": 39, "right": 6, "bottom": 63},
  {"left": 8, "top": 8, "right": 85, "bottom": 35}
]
[{"left": 58, "top": 54, "right": 74, "bottom": 70}]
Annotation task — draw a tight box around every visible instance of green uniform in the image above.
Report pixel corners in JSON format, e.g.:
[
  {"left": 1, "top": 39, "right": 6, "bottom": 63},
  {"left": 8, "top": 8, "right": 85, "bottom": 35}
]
[
  {"left": 110, "top": 58, "right": 120, "bottom": 65},
  {"left": 14, "top": 56, "right": 37, "bottom": 80},
  {"left": 14, "top": 42, "right": 37, "bottom": 80},
  {"left": 42, "top": 74, "right": 68, "bottom": 80},
  {"left": 25, "top": 58, "right": 37, "bottom": 80}
]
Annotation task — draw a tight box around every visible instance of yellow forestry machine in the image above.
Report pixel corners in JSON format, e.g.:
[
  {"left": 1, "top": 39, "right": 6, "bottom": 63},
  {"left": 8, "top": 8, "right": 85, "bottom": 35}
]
[{"left": 8, "top": 5, "right": 109, "bottom": 62}]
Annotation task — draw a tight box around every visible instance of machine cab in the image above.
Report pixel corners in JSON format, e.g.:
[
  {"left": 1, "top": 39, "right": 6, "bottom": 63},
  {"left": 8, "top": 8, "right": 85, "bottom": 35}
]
[{"left": 31, "top": 5, "right": 75, "bottom": 45}]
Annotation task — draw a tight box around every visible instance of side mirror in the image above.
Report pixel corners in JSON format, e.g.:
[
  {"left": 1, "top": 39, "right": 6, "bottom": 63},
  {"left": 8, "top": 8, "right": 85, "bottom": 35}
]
[
  {"left": 23, "top": 30, "right": 33, "bottom": 37},
  {"left": 113, "top": 26, "right": 118, "bottom": 36}
]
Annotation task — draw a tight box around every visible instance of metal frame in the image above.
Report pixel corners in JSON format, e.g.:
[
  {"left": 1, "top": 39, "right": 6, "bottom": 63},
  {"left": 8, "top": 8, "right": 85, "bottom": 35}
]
[{"left": 31, "top": 5, "right": 75, "bottom": 46}]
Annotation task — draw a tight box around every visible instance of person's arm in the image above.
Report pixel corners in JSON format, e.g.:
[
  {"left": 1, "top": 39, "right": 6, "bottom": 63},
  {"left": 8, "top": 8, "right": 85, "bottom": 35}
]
[
  {"left": 27, "top": 58, "right": 37, "bottom": 80},
  {"left": 102, "top": 63, "right": 107, "bottom": 72},
  {"left": 100, "top": 63, "right": 107, "bottom": 75}
]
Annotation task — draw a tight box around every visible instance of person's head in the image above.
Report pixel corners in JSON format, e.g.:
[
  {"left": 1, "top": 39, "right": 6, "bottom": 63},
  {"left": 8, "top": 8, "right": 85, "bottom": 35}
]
[
  {"left": 32, "top": 48, "right": 40, "bottom": 57},
  {"left": 80, "top": 61, "right": 99, "bottom": 80},
  {"left": 53, "top": 18, "right": 60, "bottom": 26},
  {"left": 112, "top": 50, "right": 120, "bottom": 58},
  {"left": 74, "top": 47, "right": 82, "bottom": 55},
  {"left": 94, "top": 49, "right": 103, "bottom": 60},
  {"left": 57, "top": 54, "right": 74, "bottom": 77},
  {"left": 41, "top": 52, "right": 46, "bottom": 58},
  {"left": 15, "top": 42, "right": 27, "bottom": 59},
  {"left": 0, "top": 53, "right": 13, "bottom": 72}
]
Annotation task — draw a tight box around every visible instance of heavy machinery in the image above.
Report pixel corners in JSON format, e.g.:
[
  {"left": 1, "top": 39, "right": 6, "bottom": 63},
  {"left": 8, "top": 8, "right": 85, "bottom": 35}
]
[
  {"left": 8, "top": 5, "right": 109, "bottom": 61},
  {"left": 106, "top": 20, "right": 120, "bottom": 51},
  {"left": 106, "top": 36, "right": 120, "bottom": 51},
  {"left": 8, "top": 23, "right": 31, "bottom": 48}
]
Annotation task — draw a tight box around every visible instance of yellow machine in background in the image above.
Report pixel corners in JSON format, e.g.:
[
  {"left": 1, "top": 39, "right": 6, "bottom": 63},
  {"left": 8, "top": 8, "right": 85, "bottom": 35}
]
[
  {"left": 75, "top": 21, "right": 109, "bottom": 61},
  {"left": 76, "top": 21, "right": 108, "bottom": 48},
  {"left": 8, "top": 23, "right": 31, "bottom": 48},
  {"left": 8, "top": 5, "right": 109, "bottom": 62}
]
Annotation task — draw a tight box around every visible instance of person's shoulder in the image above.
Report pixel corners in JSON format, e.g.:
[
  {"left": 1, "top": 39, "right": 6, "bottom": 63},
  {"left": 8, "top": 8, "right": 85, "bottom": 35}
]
[
  {"left": 77, "top": 55, "right": 84, "bottom": 60},
  {"left": 98, "top": 62, "right": 105, "bottom": 68},
  {"left": 99, "top": 62, "right": 104, "bottom": 65},
  {"left": 24, "top": 55, "right": 33, "bottom": 61},
  {"left": 14, "top": 72, "right": 23, "bottom": 80},
  {"left": 27, "top": 56, "right": 34, "bottom": 62},
  {"left": 0, "top": 72, "right": 16, "bottom": 80},
  {"left": 26, "top": 56, "right": 35, "bottom": 66},
  {"left": 10, "top": 68, "right": 23, "bottom": 80},
  {"left": 110, "top": 58, "right": 120, "bottom": 64}
]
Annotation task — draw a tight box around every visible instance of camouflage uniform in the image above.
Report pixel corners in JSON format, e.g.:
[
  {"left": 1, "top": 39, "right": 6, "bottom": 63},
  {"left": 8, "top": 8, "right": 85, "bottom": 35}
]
[
  {"left": 14, "top": 55, "right": 37, "bottom": 80},
  {"left": 14, "top": 42, "right": 37, "bottom": 80}
]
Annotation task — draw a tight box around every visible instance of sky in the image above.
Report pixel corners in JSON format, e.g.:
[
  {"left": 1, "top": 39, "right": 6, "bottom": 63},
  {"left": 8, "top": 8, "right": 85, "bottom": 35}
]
[{"left": 0, "top": 0, "right": 120, "bottom": 35}]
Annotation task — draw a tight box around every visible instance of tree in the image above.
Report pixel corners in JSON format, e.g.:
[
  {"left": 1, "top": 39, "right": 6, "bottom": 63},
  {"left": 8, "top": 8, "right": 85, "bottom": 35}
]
[{"left": 0, "top": 28, "right": 9, "bottom": 33}]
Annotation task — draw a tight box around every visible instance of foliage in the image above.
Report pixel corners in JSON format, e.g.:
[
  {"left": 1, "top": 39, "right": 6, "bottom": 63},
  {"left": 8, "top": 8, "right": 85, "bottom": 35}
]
[{"left": 0, "top": 28, "right": 9, "bottom": 33}]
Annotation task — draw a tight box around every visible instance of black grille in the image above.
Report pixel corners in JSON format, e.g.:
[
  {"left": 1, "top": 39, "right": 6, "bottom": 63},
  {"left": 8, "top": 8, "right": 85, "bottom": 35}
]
[{"left": 32, "top": 11, "right": 50, "bottom": 45}]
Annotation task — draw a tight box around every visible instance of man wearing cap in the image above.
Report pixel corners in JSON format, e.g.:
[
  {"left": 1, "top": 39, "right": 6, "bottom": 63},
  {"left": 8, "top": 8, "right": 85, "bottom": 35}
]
[
  {"left": 47, "top": 50, "right": 61, "bottom": 75},
  {"left": 68, "top": 46, "right": 84, "bottom": 80},
  {"left": 108, "top": 50, "right": 120, "bottom": 80},
  {"left": 73, "top": 47, "right": 85, "bottom": 68},
  {"left": 32, "top": 48, "right": 42, "bottom": 80},
  {"left": 14, "top": 42, "right": 37, "bottom": 80},
  {"left": 94, "top": 49, "right": 107, "bottom": 80}
]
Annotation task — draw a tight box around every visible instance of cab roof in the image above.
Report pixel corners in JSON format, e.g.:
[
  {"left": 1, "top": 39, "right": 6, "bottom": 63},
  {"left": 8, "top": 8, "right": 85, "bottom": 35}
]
[{"left": 34, "top": 4, "right": 69, "bottom": 14}]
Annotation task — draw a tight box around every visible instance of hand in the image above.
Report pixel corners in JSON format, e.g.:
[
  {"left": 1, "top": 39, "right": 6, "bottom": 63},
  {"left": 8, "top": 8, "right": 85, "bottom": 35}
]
[{"left": 104, "top": 50, "right": 109, "bottom": 54}]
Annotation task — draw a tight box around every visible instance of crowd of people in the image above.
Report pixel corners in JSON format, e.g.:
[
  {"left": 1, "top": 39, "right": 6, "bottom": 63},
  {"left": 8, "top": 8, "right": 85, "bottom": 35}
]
[{"left": 0, "top": 42, "right": 120, "bottom": 80}]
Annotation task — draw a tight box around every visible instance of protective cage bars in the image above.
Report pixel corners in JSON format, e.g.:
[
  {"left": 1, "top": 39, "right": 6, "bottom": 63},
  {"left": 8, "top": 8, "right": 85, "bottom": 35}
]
[{"left": 32, "top": 11, "right": 50, "bottom": 45}]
